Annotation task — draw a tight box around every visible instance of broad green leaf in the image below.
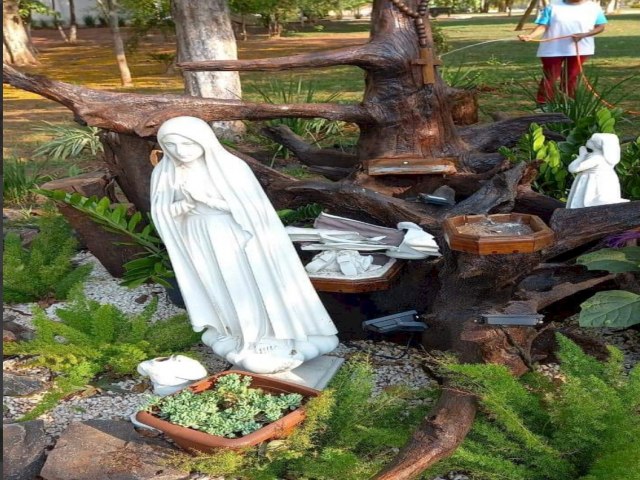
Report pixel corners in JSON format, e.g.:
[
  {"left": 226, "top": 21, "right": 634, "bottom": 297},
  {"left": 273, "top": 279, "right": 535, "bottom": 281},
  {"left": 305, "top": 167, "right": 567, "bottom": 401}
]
[
  {"left": 579, "top": 290, "right": 640, "bottom": 328},
  {"left": 96, "top": 197, "right": 110, "bottom": 215},
  {"left": 128, "top": 211, "right": 142, "bottom": 231},
  {"left": 69, "top": 192, "right": 83, "bottom": 205},
  {"left": 577, "top": 247, "right": 640, "bottom": 273}
]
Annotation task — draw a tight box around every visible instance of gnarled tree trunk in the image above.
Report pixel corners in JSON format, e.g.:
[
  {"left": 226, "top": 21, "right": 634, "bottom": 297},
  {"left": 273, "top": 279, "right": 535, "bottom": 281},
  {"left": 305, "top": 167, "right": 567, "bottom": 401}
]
[{"left": 3, "top": 0, "right": 38, "bottom": 66}]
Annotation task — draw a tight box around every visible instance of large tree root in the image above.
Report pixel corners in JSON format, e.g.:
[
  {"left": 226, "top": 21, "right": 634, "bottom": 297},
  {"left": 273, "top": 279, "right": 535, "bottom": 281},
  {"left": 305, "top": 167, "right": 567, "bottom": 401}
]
[{"left": 374, "top": 389, "right": 476, "bottom": 480}]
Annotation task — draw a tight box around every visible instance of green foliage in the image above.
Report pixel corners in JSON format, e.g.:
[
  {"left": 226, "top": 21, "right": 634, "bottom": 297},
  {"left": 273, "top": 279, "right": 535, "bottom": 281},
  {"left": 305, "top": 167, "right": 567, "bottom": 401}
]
[
  {"left": 425, "top": 335, "right": 640, "bottom": 480},
  {"left": 3, "top": 214, "right": 92, "bottom": 303},
  {"left": 617, "top": 136, "right": 640, "bottom": 200},
  {"left": 82, "top": 15, "right": 96, "bottom": 27},
  {"left": 538, "top": 75, "right": 631, "bottom": 133},
  {"left": 3, "top": 156, "right": 52, "bottom": 206},
  {"left": 277, "top": 203, "right": 323, "bottom": 226},
  {"left": 18, "top": 0, "right": 54, "bottom": 20},
  {"left": 249, "top": 77, "right": 347, "bottom": 163},
  {"left": 499, "top": 123, "right": 565, "bottom": 198},
  {"left": 441, "top": 64, "right": 483, "bottom": 90},
  {"left": 32, "top": 122, "right": 103, "bottom": 162},
  {"left": 167, "top": 355, "right": 431, "bottom": 479},
  {"left": 120, "top": 0, "right": 173, "bottom": 51},
  {"left": 577, "top": 246, "right": 640, "bottom": 329},
  {"left": 147, "top": 373, "right": 303, "bottom": 438},
  {"left": 577, "top": 247, "right": 640, "bottom": 273},
  {"left": 37, "top": 190, "right": 173, "bottom": 288},
  {"left": 4, "top": 287, "right": 201, "bottom": 419}
]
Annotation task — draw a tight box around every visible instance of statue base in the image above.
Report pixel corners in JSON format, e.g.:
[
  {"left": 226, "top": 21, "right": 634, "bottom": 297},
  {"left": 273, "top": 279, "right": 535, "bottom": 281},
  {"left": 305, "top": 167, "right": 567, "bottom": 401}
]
[{"left": 232, "top": 355, "right": 344, "bottom": 390}]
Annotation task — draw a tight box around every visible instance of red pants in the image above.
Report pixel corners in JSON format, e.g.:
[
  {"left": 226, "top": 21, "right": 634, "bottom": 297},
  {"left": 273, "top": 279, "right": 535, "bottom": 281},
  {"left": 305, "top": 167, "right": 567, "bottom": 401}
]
[{"left": 536, "top": 55, "right": 590, "bottom": 104}]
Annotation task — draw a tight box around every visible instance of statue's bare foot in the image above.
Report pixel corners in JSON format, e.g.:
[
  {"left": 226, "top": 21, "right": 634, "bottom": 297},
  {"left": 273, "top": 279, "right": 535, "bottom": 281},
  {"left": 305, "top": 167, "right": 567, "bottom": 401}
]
[{"left": 201, "top": 330, "right": 239, "bottom": 359}]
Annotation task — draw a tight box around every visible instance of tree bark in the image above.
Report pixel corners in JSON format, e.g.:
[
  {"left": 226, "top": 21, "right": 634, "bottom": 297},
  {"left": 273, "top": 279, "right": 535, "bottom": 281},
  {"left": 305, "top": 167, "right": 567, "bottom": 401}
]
[
  {"left": 102, "top": 0, "right": 133, "bottom": 86},
  {"left": 3, "top": 0, "right": 38, "bottom": 66},
  {"left": 69, "top": 0, "right": 78, "bottom": 43},
  {"left": 515, "top": 0, "right": 538, "bottom": 31},
  {"left": 171, "top": 0, "right": 244, "bottom": 140}
]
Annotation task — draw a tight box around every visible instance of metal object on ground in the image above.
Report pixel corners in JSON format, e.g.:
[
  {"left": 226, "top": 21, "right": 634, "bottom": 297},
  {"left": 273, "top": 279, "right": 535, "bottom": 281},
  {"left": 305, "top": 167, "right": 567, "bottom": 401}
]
[
  {"left": 479, "top": 314, "right": 544, "bottom": 326},
  {"left": 362, "top": 310, "right": 427, "bottom": 333}
]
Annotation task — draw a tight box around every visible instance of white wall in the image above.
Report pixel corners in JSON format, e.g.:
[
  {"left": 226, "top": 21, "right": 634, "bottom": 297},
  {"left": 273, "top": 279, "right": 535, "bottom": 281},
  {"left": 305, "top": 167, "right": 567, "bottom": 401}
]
[{"left": 31, "top": 0, "right": 103, "bottom": 26}]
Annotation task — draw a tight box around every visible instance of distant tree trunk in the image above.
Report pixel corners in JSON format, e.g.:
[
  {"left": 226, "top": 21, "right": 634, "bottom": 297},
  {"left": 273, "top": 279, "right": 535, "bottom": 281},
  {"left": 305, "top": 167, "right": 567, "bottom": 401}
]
[
  {"left": 3, "top": 0, "right": 38, "bottom": 65},
  {"left": 171, "top": 0, "right": 244, "bottom": 140},
  {"left": 102, "top": 0, "right": 133, "bottom": 86},
  {"left": 69, "top": 0, "right": 78, "bottom": 43},
  {"left": 515, "top": 0, "right": 538, "bottom": 31},
  {"left": 51, "top": 0, "right": 69, "bottom": 42}
]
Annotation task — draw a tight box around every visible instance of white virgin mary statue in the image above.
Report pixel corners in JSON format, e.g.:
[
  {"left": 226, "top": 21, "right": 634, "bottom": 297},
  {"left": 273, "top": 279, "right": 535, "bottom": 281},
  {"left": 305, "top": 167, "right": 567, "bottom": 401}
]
[{"left": 151, "top": 116, "right": 339, "bottom": 374}]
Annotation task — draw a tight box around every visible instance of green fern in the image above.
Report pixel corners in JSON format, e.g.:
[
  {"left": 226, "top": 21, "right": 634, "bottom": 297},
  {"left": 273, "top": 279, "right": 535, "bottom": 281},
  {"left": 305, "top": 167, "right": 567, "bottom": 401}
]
[
  {"left": 3, "top": 214, "right": 92, "bottom": 303},
  {"left": 425, "top": 334, "right": 640, "bottom": 480},
  {"left": 4, "top": 286, "right": 201, "bottom": 419}
]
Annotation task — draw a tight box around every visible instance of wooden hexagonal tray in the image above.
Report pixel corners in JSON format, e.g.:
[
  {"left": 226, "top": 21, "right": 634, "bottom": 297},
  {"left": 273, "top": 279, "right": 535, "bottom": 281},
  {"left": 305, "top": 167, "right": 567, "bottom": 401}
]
[{"left": 443, "top": 213, "right": 554, "bottom": 255}]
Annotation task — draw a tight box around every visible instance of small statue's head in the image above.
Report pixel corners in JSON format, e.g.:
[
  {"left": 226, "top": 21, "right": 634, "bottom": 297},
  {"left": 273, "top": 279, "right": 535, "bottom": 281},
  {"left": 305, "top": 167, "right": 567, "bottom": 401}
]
[{"left": 586, "top": 133, "right": 621, "bottom": 167}]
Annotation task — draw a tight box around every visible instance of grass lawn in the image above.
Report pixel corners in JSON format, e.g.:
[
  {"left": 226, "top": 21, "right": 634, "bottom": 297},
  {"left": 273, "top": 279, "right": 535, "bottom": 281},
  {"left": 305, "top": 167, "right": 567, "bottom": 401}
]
[{"left": 3, "top": 13, "right": 639, "bottom": 186}]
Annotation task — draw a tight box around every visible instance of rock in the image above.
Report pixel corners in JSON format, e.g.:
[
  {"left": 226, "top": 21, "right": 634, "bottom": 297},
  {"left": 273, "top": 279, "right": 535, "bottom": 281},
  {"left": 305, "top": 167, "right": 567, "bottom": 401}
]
[
  {"left": 3, "top": 329, "right": 17, "bottom": 342},
  {"left": 3, "top": 373, "right": 47, "bottom": 397},
  {"left": 3, "top": 420, "right": 47, "bottom": 480},
  {"left": 3, "top": 320, "right": 36, "bottom": 341},
  {"left": 40, "top": 420, "right": 189, "bottom": 480}
]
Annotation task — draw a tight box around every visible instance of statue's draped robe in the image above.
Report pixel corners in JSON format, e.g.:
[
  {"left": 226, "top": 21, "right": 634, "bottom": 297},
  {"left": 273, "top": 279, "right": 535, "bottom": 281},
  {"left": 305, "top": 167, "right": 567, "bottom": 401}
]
[{"left": 151, "top": 117, "right": 337, "bottom": 346}]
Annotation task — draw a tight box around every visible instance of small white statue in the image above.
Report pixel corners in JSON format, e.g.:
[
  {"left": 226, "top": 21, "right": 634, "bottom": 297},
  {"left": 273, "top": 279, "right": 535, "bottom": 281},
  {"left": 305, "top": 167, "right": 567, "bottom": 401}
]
[
  {"left": 137, "top": 355, "right": 208, "bottom": 396},
  {"left": 566, "top": 133, "right": 628, "bottom": 209},
  {"left": 150, "top": 116, "right": 339, "bottom": 374}
]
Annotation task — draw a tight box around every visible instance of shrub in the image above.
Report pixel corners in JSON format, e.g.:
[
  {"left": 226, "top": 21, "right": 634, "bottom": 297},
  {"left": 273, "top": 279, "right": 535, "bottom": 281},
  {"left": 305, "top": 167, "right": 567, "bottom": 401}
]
[
  {"left": 424, "top": 334, "right": 640, "bottom": 480},
  {"left": 82, "top": 15, "right": 96, "bottom": 27},
  {"left": 33, "top": 122, "right": 103, "bottom": 162},
  {"left": 3, "top": 156, "right": 52, "bottom": 206},
  {"left": 617, "top": 136, "right": 640, "bottom": 200},
  {"left": 3, "top": 287, "right": 201, "bottom": 420},
  {"left": 3, "top": 214, "right": 92, "bottom": 303},
  {"left": 248, "top": 77, "right": 347, "bottom": 163}
]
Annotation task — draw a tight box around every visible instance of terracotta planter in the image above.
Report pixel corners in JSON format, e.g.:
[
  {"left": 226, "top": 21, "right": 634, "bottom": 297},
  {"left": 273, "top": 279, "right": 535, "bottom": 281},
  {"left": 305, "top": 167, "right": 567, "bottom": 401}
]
[
  {"left": 443, "top": 213, "right": 554, "bottom": 255},
  {"left": 135, "top": 370, "right": 319, "bottom": 452}
]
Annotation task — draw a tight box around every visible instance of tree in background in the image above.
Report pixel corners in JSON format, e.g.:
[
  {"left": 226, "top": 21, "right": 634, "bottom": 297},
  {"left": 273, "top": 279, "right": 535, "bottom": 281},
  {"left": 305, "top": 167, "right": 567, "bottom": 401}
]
[
  {"left": 171, "top": 0, "right": 244, "bottom": 139},
  {"left": 3, "top": 0, "right": 38, "bottom": 65},
  {"left": 97, "top": 0, "right": 133, "bottom": 86}
]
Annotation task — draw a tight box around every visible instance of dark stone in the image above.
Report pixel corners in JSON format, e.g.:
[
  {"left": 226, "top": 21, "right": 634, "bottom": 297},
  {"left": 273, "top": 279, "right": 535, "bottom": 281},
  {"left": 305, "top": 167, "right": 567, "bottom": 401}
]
[
  {"left": 3, "top": 321, "right": 36, "bottom": 341},
  {"left": 3, "top": 329, "right": 17, "bottom": 342},
  {"left": 40, "top": 420, "right": 189, "bottom": 480},
  {"left": 3, "top": 420, "right": 47, "bottom": 480},
  {"left": 3, "top": 373, "right": 47, "bottom": 397}
]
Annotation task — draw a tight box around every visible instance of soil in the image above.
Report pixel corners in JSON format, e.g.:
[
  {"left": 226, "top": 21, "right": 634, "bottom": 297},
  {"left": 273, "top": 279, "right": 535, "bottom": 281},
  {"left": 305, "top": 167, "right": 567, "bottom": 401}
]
[{"left": 457, "top": 219, "right": 534, "bottom": 237}]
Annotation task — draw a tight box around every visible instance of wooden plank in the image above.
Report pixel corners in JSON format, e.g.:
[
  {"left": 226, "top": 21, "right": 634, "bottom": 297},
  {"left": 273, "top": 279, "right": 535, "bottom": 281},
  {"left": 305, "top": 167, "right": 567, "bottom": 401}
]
[
  {"left": 310, "top": 260, "right": 404, "bottom": 293},
  {"left": 367, "top": 156, "right": 457, "bottom": 176}
]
